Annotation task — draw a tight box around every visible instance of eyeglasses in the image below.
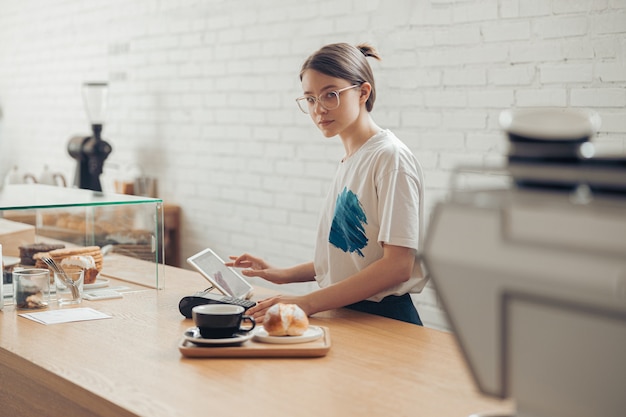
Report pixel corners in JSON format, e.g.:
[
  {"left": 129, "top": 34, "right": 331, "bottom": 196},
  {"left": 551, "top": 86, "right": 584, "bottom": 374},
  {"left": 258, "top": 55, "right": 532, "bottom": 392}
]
[{"left": 295, "top": 85, "right": 360, "bottom": 114}]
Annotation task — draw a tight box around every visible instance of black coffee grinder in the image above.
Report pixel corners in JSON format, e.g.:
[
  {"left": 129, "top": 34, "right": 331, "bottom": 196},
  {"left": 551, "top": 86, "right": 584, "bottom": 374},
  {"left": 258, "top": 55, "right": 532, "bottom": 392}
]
[{"left": 68, "top": 82, "right": 112, "bottom": 192}]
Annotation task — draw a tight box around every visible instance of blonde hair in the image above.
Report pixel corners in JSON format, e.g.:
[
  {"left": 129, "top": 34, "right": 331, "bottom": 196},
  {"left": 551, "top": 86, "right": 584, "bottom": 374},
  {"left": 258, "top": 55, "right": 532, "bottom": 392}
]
[{"left": 299, "top": 43, "right": 382, "bottom": 112}]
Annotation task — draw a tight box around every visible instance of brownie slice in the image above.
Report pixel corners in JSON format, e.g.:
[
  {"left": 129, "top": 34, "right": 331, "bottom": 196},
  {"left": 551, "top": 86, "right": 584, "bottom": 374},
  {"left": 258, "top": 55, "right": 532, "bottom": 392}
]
[{"left": 18, "top": 243, "right": 65, "bottom": 266}]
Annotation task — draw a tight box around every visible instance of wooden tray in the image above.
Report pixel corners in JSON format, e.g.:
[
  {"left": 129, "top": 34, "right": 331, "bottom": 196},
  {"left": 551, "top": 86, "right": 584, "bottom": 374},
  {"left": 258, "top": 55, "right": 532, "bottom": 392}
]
[{"left": 179, "top": 326, "right": 331, "bottom": 358}]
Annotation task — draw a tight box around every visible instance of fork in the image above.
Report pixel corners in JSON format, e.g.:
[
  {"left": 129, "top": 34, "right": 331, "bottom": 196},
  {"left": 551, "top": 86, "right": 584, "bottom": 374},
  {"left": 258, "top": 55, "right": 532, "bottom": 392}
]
[{"left": 41, "top": 256, "right": 81, "bottom": 300}]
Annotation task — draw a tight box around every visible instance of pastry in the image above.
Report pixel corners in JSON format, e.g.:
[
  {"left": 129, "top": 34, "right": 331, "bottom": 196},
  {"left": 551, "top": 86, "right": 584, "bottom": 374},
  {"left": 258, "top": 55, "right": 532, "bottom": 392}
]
[
  {"left": 19, "top": 243, "right": 65, "bottom": 266},
  {"left": 263, "top": 303, "right": 309, "bottom": 336},
  {"left": 60, "top": 255, "right": 99, "bottom": 284},
  {"left": 49, "top": 246, "right": 103, "bottom": 272}
]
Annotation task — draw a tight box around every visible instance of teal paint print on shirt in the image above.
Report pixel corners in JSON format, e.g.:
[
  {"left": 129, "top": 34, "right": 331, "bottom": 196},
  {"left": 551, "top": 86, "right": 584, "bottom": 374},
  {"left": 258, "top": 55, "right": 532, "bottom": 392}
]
[{"left": 329, "top": 187, "right": 368, "bottom": 257}]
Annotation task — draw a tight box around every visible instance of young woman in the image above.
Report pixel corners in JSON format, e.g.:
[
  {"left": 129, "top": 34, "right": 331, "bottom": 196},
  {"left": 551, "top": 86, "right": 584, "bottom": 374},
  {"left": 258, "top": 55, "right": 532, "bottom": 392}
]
[{"left": 227, "top": 43, "right": 428, "bottom": 325}]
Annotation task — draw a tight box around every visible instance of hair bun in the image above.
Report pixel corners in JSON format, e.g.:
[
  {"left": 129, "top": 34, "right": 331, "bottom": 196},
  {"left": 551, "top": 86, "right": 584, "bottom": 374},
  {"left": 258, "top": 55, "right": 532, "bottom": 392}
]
[{"left": 356, "top": 43, "right": 382, "bottom": 61}]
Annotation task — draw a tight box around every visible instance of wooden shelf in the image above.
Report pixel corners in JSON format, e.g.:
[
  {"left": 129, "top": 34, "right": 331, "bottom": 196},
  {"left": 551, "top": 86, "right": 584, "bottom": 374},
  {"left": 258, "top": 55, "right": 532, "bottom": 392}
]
[{"left": 163, "top": 204, "right": 181, "bottom": 267}]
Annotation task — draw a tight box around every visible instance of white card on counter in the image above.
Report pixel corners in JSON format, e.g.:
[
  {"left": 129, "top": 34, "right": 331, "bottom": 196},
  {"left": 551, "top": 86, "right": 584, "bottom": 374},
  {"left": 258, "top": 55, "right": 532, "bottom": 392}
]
[
  {"left": 82, "top": 290, "right": 123, "bottom": 301},
  {"left": 19, "top": 308, "right": 112, "bottom": 325}
]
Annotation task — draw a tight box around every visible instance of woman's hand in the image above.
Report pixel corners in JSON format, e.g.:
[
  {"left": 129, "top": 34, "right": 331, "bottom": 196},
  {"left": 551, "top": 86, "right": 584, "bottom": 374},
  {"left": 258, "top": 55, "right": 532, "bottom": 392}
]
[
  {"left": 246, "top": 294, "right": 311, "bottom": 324},
  {"left": 226, "top": 253, "right": 270, "bottom": 270},
  {"left": 226, "top": 253, "right": 289, "bottom": 284}
]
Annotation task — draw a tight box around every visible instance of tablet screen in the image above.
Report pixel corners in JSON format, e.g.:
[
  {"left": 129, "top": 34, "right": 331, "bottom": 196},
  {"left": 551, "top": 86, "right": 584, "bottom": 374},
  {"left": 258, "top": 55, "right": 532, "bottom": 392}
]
[{"left": 187, "top": 248, "right": 253, "bottom": 299}]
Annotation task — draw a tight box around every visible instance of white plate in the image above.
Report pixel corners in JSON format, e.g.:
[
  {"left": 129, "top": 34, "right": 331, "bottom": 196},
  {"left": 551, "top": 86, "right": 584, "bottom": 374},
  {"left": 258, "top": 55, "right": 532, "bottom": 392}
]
[
  {"left": 84, "top": 278, "right": 110, "bottom": 289},
  {"left": 253, "top": 325, "right": 323, "bottom": 344},
  {"left": 2, "top": 256, "right": 20, "bottom": 267},
  {"left": 183, "top": 327, "right": 253, "bottom": 346}
]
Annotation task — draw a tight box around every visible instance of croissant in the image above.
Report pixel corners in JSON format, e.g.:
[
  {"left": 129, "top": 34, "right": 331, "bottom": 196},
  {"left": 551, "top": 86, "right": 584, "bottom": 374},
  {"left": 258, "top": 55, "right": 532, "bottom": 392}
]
[{"left": 263, "top": 303, "right": 309, "bottom": 336}]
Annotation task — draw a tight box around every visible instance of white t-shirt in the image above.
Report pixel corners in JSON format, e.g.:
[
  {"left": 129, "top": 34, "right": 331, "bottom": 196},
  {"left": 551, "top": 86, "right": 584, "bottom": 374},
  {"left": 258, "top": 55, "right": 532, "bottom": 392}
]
[{"left": 313, "top": 129, "right": 428, "bottom": 302}]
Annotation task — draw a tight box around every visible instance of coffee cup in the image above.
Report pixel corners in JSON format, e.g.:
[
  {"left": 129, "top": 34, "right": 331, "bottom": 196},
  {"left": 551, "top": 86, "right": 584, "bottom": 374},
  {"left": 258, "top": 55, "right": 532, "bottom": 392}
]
[{"left": 192, "top": 304, "right": 256, "bottom": 339}]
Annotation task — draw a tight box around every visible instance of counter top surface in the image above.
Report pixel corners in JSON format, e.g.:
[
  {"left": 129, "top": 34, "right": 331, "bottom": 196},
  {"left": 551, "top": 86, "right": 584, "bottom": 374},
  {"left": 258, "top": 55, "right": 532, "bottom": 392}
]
[{"left": 0, "top": 262, "right": 511, "bottom": 417}]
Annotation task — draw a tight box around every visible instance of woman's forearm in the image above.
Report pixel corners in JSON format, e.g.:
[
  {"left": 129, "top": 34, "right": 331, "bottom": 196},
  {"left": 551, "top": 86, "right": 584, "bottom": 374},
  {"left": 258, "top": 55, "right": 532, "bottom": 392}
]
[
  {"left": 303, "top": 245, "right": 416, "bottom": 315},
  {"left": 283, "top": 262, "right": 316, "bottom": 283}
]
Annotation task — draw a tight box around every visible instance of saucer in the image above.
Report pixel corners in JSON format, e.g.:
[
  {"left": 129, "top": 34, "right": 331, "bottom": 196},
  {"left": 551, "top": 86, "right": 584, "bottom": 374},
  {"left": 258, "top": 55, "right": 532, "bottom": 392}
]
[
  {"left": 183, "top": 327, "right": 253, "bottom": 346},
  {"left": 253, "top": 325, "right": 324, "bottom": 344},
  {"left": 2, "top": 256, "right": 20, "bottom": 267}
]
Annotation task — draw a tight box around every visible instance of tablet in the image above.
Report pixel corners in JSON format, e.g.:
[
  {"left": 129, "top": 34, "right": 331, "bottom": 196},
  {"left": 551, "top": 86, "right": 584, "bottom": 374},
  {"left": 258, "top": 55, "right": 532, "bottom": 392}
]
[{"left": 186, "top": 248, "right": 253, "bottom": 299}]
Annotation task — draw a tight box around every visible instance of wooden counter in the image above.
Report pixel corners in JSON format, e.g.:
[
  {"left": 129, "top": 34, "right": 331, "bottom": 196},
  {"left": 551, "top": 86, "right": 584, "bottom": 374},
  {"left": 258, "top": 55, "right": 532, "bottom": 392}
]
[{"left": 0, "top": 262, "right": 512, "bottom": 417}]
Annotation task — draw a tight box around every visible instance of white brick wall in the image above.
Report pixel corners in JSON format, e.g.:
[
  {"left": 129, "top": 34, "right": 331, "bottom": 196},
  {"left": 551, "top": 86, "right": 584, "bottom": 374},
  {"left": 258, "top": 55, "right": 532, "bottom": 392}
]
[{"left": 0, "top": 0, "right": 625, "bottom": 331}]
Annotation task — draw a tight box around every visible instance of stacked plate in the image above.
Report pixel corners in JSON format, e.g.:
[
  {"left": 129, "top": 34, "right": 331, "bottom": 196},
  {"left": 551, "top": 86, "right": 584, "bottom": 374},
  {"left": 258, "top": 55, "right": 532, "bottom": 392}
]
[{"left": 500, "top": 107, "right": 626, "bottom": 194}]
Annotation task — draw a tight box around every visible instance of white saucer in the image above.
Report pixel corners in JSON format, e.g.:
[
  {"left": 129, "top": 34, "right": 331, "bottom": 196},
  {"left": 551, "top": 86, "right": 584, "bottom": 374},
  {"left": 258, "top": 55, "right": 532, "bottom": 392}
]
[
  {"left": 183, "top": 327, "right": 253, "bottom": 346},
  {"left": 253, "top": 325, "right": 324, "bottom": 344},
  {"left": 2, "top": 256, "right": 20, "bottom": 267},
  {"left": 84, "top": 278, "right": 110, "bottom": 290}
]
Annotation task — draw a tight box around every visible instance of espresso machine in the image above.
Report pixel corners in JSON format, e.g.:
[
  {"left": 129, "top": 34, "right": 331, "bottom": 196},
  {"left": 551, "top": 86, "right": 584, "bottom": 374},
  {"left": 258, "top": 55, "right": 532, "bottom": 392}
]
[
  {"left": 67, "top": 82, "right": 112, "bottom": 192},
  {"left": 423, "top": 108, "right": 626, "bottom": 417}
]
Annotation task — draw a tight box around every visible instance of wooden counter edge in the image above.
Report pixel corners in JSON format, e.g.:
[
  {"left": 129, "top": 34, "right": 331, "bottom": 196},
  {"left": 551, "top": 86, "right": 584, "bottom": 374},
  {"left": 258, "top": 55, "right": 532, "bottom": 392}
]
[{"left": 0, "top": 347, "right": 138, "bottom": 417}]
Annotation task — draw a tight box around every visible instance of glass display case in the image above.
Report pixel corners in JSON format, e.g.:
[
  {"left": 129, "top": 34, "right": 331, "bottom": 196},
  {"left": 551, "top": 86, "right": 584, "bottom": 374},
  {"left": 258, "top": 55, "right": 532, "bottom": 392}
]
[{"left": 0, "top": 184, "right": 165, "bottom": 296}]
